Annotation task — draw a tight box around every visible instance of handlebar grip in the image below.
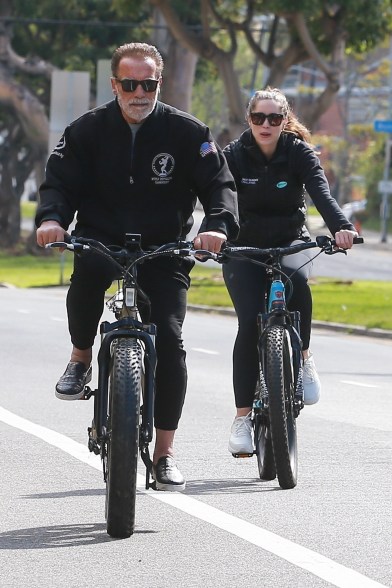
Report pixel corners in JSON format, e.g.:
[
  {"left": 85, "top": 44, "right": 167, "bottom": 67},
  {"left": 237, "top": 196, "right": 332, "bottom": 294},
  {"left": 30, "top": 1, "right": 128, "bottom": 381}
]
[{"left": 353, "top": 236, "right": 364, "bottom": 244}]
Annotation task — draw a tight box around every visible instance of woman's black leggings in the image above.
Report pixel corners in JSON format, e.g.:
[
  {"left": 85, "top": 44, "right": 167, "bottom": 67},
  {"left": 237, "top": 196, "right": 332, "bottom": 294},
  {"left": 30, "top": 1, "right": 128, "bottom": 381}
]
[
  {"left": 66, "top": 250, "right": 192, "bottom": 430},
  {"left": 222, "top": 241, "right": 313, "bottom": 409}
]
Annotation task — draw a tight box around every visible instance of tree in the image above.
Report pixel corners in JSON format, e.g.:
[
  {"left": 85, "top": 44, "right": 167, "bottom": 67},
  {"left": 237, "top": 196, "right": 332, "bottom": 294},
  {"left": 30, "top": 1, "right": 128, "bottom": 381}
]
[
  {"left": 0, "top": 0, "right": 146, "bottom": 248},
  {"left": 0, "top": 1, "right": 52, "bottom": 246},
  {"left": 147, "top": 0, "right": 392, "bottom": 133}
]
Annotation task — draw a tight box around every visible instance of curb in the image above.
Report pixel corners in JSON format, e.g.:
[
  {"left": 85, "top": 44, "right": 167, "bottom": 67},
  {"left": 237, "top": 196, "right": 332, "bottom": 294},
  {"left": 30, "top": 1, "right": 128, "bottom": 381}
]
[
  {"left": 2, "top": 283, "right": 391, "bottom": 340},
  {"left": 187, "top": 304, "right": 392, "bottom": 340}
]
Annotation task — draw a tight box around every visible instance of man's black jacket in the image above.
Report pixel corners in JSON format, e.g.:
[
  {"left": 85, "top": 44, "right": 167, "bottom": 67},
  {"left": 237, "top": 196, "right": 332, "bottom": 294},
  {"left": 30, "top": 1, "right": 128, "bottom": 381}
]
[{"left": 36, "top": 99, "right": 239, "bottom": 246}]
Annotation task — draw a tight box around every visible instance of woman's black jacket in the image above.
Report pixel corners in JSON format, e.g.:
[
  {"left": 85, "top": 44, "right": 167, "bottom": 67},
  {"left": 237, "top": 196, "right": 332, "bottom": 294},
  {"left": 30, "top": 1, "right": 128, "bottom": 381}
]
[{"left": 223, "top": 129, "right": 354, "bottom": 247}]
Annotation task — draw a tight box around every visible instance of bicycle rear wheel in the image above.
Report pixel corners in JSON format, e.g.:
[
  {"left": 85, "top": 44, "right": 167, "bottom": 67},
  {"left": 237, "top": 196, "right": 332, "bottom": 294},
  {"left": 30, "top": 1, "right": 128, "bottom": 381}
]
[
  {"left": 106, "top": 338, "right": 142, "bottom": 538},
  {"left": 264, "top": 325, "right": 298, "bottom": 489}
]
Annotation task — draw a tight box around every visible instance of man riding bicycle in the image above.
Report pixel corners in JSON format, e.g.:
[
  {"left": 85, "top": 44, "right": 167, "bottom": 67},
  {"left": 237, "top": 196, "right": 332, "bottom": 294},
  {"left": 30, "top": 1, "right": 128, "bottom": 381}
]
[{"left": 35, "top": 42, "right": 239, "bottom": 491}]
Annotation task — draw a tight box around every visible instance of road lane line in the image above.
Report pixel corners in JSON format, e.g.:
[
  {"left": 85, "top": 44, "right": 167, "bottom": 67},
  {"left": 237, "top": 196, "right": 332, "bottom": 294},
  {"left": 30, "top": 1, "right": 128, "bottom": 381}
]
[
  {"left": 191, "top": 347, "right": 219, "bottom": 355},
  {"left": 341, "top": 380, "right": 379, "bottom": 388},
  {"left": 0, "top": 406, "right": 387, "bottom": 588}
]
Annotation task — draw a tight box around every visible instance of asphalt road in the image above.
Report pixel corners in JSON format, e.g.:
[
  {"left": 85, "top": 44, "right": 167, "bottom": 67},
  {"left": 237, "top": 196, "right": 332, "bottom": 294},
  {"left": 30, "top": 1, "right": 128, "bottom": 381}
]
[{"left": 0, "top": 288, "right": 391, "bottom": 587}]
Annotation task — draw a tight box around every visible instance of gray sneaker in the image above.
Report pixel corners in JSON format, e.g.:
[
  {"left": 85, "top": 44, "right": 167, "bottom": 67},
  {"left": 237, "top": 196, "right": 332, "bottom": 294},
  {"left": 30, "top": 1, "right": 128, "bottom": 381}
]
[
  {"left": 303, "top": 354, "right": 321, "bottom": 405},
  {"left": 228, "top": 412, "right": 253, "bottom": 456},
  {"left": 152, "top": 456, "right": 186, "bottom": 492}
]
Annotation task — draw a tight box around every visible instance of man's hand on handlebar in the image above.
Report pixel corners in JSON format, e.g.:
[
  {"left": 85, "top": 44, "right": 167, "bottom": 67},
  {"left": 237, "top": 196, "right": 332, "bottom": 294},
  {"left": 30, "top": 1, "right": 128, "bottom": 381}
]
[
  {"left": 193, "top": 230, "right": 227, "bottom": 254},
  {"left": 334, "top": 229, "right": 359, "bottom": 250},
  {"left": 37, "top": 220, "right": 68, "bottom": 248}
]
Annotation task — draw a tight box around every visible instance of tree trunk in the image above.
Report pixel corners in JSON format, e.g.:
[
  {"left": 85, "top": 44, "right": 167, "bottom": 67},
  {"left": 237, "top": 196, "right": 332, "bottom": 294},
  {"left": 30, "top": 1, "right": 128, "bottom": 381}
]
[{"left": 151, "top": 8, "right": 197, "bottom": 112}]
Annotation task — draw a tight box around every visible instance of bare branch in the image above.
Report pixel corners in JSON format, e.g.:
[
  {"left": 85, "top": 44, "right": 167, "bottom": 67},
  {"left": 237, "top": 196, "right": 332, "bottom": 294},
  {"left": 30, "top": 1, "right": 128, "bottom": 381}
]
[
  {"left": 7, "top": 42, "right": 57, "bottom": 79},
  {"left": 290, "top": 12, "right": 333, "bottom": 77}
]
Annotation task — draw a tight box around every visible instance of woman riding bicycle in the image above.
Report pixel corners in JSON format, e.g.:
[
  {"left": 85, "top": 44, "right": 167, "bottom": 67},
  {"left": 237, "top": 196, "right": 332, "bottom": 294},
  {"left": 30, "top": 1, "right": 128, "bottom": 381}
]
[{"left": 222, "top": 87, "right": 358, "bottom": 456}]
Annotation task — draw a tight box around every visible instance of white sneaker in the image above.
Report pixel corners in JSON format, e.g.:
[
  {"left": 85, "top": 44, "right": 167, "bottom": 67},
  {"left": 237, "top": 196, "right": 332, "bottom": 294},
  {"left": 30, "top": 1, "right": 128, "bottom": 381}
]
[
  {"left": 303, "top": 354, "right": 321, "bottom": 405},
  {"left": 228, "top": 412, "right": 253, "bottom": 455}
]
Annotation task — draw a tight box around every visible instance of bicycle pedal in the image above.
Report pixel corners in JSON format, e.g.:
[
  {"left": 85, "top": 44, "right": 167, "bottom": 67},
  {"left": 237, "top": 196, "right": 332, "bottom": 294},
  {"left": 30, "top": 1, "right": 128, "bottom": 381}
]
[
  {"left": 232, "top": 452, "right": 254, "bottom": 459},
  {"left": 80, "top": 386, "right": 95, "bottom": 400}
]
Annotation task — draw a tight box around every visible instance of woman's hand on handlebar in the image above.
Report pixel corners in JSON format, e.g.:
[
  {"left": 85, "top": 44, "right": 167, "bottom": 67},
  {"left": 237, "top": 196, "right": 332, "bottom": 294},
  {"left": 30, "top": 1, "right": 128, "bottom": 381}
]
[
  {"left": 334, "top": 229, "right": 358, "bottom": 250},
  {"left": 193, "top": 230, "right": 227, "bottom": 254},
  {"left": 36, "top": 220, "right": 68, "bottom": 249}
]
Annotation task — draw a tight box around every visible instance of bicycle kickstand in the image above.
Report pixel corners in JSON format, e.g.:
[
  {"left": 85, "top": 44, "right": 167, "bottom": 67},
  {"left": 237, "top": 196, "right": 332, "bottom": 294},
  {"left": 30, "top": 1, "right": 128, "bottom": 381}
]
[{"left": 140, "top": 446, "right": 156, "bottom": 490}]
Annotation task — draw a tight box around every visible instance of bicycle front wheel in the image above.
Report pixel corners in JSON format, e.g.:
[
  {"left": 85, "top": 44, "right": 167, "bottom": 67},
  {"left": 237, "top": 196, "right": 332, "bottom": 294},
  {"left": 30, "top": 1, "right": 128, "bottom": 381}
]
[
  {"left": 264, "top": 325, "right": 298, "bottom": 489},
  {"left": 106, "top": 338, "right": 142, "bottom": 538},
  {"left": 254, "top": 410, "right": 276, "bottom": 481}
]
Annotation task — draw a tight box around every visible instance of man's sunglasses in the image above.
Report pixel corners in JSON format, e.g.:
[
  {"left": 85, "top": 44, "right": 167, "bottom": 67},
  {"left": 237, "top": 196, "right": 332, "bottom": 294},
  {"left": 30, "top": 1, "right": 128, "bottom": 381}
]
[
  {"left": 249, "top": 112, "right": 284, "bottom": 126},
  {"left": 114, "top": 78, "right": 160, "bottom": 93}
]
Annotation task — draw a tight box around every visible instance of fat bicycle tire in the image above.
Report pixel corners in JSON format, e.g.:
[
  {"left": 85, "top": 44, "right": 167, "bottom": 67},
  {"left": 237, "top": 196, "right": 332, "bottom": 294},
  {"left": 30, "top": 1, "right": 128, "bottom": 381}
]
[
  {"left": 254, "top": 412, "right": 276, "bottom": 480},
  {"left": 106, "top": 338, "right": 142, "bottom": 538},
  {"left": 264, "top": 325, "right": 298, "bottom": 489},
  {"left": 254, "top": 380, "right": 276, "bottom": 481}
]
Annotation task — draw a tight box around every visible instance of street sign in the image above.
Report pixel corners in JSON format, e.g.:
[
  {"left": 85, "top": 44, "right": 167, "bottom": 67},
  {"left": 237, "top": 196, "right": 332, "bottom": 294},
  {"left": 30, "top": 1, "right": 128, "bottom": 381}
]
[
  {"left": 374, "top": 120, "right": 392, "bottom": 132},
  {"left": 378, "top": 180, "right": 392, "bottom": 193}
]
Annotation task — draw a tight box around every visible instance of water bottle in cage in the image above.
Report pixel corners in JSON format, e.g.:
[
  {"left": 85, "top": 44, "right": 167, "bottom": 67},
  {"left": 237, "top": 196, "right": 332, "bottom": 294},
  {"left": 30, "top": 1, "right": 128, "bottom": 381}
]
[{"left": 268, "top": 279, "right": 285, "bottom": 311}]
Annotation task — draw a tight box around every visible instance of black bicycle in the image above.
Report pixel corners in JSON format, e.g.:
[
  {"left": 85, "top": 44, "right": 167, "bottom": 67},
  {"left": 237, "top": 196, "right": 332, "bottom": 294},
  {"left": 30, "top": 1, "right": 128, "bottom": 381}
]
[
  {"left": 217, "top": 235, "right": 364, "bottom": 489},
  {"left": 47, "top": 234, "right": 207, "bottom": 539}
]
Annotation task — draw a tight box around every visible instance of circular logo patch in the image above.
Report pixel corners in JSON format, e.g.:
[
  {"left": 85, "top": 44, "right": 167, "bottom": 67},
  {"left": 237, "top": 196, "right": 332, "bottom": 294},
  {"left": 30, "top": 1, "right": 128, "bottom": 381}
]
[
  {"left": 152, "top": 153, "right": 175, "bottom": 177},
  {"left": 277, "top": 181, "right": 288, "bottom": 189}
]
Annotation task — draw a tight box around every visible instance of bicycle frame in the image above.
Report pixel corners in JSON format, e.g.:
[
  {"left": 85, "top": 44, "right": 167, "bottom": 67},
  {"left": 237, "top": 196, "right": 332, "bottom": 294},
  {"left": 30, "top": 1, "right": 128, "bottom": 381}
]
[
  {"left": 219, "top": 235, "right": 363, "bottom": 487},
  {"left": 80, "top": 233, "right": 159, "bottom": 489}
]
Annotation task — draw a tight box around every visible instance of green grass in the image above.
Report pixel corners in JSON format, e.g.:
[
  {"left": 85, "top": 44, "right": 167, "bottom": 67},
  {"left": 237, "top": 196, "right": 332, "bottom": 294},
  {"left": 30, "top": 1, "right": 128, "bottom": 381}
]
[
  {"left": 188, "top": 266, "right": 392, "bottom": 330},
  {"left": 21, "top": 201, "right": 36, "bottom": 220},
  {"left": 307, "top": 278, "right": 391, "bottom": 330},
  {"left": 1, "top": 252, "right": 391, "bottom": 331},
  {"left": 0, "top": 251, "right": 74, "bottom": 287}
]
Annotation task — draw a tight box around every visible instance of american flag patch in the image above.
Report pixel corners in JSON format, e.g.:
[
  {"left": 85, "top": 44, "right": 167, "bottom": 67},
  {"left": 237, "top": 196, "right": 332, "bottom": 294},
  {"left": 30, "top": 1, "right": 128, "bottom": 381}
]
[{"left": 200, "top": 141, "right": 218, "bottom": 157}]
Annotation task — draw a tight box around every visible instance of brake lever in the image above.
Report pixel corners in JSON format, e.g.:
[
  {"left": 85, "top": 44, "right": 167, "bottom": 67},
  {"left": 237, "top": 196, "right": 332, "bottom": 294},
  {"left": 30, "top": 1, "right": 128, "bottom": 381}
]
[{"left": 324, "top": 247, "right": 347, "bottom": 256}]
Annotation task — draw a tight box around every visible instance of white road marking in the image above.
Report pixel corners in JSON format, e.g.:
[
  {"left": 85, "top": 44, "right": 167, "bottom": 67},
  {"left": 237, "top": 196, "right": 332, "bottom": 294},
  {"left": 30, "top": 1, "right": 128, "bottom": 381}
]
[
  {"left": 341, "top": 380, "right": 379, "bottom": 388},
  {"left": 50, "top": 316, "right": 66, "bottom": 322},
  {"left": 191, "top": 347, "right": 219, "bottom": 355},
  {"left": 0, "top": 406, "right": 387, "bottom": 588}
]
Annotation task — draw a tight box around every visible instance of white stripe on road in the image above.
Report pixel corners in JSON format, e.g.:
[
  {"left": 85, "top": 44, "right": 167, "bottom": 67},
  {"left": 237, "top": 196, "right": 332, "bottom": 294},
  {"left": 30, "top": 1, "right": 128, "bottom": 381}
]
[
  {"left": 191, "top": 347, "right": 219, "bottom": 355},
  {"left": 0, "top": 406, "right": 386, "bottom": 588},
  {"left": 341, "top": 380, "right": 379, "bottom": 388}
]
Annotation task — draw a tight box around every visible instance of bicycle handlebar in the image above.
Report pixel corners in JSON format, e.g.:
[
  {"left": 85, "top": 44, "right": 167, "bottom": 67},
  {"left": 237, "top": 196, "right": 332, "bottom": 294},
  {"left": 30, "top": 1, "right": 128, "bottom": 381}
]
[
  {"left": 220, "top": 235, "right": 364, "bottom": 260},
  {"left": 45, "top": 236, "right": 220, "bottom": 267},
  {"left": 45, "top": 234, "right": 364, "bottom": 267}
]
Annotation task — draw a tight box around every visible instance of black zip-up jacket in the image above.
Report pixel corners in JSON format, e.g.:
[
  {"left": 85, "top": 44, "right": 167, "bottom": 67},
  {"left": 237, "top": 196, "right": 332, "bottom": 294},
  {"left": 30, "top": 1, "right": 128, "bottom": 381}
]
[
  {"left": 223, "top": 129, "right": 354, "bottom": 247},
  {"left": 36, "top": 99, "right": 239, "bottom": 246}
]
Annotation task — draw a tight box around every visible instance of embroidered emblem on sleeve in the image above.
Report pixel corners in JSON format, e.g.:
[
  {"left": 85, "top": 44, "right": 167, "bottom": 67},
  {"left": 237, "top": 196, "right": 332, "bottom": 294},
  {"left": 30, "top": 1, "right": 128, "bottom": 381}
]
[
  {"left": 200, "top": 141, "right": 218, "bottom": 157},
  {"left": 52, "top": 135, "right": 66, "bottom": 158}
]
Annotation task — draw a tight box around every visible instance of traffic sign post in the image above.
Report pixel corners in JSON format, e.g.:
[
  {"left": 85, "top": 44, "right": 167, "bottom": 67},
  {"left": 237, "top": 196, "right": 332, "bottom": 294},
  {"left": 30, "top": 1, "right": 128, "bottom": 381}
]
[
  {"left": 379, "top": 136, "right": 392, "bottom": 243},
  {"left": 374, "top": 120, "right": 392, "bottom": 133},
  {"left": 378, "top": 180, "right": 392, "bottom": 193}
]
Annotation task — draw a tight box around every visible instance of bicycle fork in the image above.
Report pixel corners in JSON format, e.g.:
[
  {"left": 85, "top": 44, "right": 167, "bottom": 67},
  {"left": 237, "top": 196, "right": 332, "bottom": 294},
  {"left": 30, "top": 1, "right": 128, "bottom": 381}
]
[
  {"left": 84, "top": 318, "right": 157, "bottom": 489},
  {"left": 256, "top": 309, "right": 304, "bottom": 417}
]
